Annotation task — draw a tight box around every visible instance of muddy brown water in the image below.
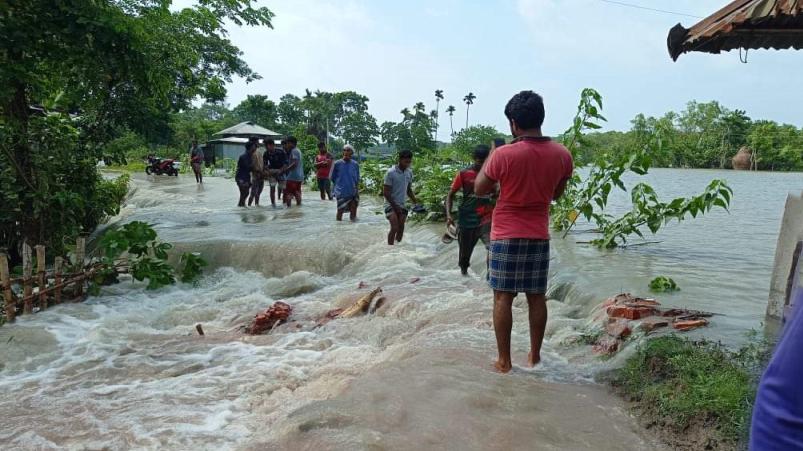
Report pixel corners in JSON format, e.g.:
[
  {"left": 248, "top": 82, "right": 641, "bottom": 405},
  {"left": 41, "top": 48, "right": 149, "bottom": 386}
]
[{"left": 2, "top": 169, "right": 798, "bottom": 449}]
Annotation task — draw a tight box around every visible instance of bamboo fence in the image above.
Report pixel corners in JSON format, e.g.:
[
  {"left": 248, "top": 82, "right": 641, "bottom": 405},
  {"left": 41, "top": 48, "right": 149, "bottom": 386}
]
[{"left": 0, "top": 237, "right": 118, "bottom": 323}]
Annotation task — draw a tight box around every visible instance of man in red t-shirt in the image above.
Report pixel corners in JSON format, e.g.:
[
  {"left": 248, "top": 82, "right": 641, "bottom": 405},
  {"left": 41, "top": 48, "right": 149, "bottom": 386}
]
[
  {"left": 475, "top": 91, "right": 573, "bottom": 373},
  {"left": 445, "top": 144, "right": 494, "bottom": 275},
  {"left": 314, "top": 142, "right": 334, "bottom": 201}
]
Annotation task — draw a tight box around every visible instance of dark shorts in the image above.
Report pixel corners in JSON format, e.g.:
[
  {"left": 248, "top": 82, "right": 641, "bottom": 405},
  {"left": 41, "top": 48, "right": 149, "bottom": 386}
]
[
  {"left": 384, "top": 206, "right": 408, "bottom": 219},
  {"left": 458, "top": 223, "right": 491, "bottom": 269},
  {"left": 488, "top": 239, "right": 550, "bottom": 294},
  {"left": 317, "top": 178, "right": 331, "bottom": 191}
]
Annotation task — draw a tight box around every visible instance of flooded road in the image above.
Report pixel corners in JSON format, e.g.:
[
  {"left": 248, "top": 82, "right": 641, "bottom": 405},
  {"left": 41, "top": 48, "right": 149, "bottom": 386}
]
[{"left": 0, "top": 173, "right": 668, "bottom": 450}]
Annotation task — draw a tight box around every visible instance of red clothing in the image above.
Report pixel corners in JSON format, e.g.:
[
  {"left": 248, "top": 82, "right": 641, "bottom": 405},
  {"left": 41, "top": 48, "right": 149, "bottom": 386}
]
[
  {"left": 315, "top": 153, "right": 333, "bottom": 179},
  {"left": 450, "top": 168, "right": 493, "bottom": 226},
  {"left": 481, "top": 137, "right": 573, "bottom": 240}
]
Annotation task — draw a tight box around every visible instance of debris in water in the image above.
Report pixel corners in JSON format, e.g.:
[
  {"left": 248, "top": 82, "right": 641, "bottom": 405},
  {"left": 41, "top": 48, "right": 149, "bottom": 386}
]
[
  {"left": 195, "top": 324, "right": 205, "bottom": 336},
  {"left": 339, "top": 287, "right": 383, "bottom": 318},
  {"left": 673, "top": 318, "right": 709, "bottom": 331},
  {"left": 410, "top": 277, "right": 421, "bottom": 284},
  {"left": 317, "top": 287, "right": 384, "bottom": 327},
  {"left": 358, "top": 281, "right": 368, "bottom": 289},
  {"left": 246, "top": 301, "right": 293, "bottom": 335},
  {"left": 592, "top": 293, "right": 713, "bottom": 355}
]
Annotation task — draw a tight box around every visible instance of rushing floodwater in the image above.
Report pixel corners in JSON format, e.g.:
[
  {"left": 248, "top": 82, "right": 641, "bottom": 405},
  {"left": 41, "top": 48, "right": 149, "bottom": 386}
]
[{"left": 0, "top": 168, "right": 799, "bottom": 450}]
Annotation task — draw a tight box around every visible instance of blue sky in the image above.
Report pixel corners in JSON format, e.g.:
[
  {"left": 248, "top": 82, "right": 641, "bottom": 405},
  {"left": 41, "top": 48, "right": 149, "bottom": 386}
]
[{"left": 209, "top": 0, "right": 803, "bottom": 141}]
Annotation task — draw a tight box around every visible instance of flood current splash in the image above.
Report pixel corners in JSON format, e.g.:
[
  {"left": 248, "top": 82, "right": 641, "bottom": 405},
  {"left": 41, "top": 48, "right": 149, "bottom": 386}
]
[{"left": 1, "top": 169, "right": 798, "bottom": 449}]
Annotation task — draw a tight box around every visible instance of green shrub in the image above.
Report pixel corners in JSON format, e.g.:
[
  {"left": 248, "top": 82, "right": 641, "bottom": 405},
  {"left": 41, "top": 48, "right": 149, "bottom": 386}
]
[{"left": 649, "top": 276, "right": 679, "bottom": 292}]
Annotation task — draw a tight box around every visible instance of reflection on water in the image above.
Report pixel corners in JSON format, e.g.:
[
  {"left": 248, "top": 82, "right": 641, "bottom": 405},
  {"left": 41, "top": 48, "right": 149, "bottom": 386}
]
[{"left": 0, "top": 170, "right": 798, "bottom": 449}]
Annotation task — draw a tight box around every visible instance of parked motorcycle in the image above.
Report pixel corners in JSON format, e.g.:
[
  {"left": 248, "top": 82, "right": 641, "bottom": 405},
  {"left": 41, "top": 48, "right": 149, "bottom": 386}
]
[{"left": 145, "top": 155, "right": 180, "bottom": 176}]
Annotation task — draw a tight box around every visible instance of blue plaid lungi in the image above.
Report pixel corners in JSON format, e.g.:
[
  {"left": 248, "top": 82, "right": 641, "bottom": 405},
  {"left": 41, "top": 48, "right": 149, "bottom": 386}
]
[{"left": 488, "top": 239, "right": 550, "bottom": 294}]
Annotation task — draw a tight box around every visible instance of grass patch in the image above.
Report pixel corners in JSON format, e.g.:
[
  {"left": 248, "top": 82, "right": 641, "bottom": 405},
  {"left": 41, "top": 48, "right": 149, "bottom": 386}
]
[
  {"left": 612, "top": 335, "right": 765, "bottom": 446},
  {"left": 106, "top": 161, "right": 146, "bottom": 173}
]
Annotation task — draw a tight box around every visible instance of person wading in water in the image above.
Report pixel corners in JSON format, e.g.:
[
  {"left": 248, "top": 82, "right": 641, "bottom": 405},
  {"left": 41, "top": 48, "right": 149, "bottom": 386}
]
[
  {"left": 235, "top": 142, "right": 255, "bottom": 207},
  {"left": 331, "top": 144, "right": 360, "bottom": 221},
  {"left": 283, "top": 136, "right": 304, "bottom": 208},
  {"left": 314, "top": 141, "right": 334, "bottom": 201},
  {"left": 248, "top": 139, "right": 265, "bottom": 206},
  {"left": 383, "top": 150, "right": 419, "bottom": 245},
  {"left": 264, "top": 139, "right": 286, "bottom": 208},
  {"left": 190, "top": 140, "right": 204, "bottom": 184},
  {"left": 445, "top": 144, "right": 495, "bottom": 275},
  {"left": 475, "top": 91, "right": 573, "bottom": 373}
]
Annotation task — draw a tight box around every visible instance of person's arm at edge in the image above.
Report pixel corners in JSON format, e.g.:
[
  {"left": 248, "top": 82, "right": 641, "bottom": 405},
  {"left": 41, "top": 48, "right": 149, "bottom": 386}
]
[
  {"left": 355, "top": 164, "right": 360, "bottom": 194},
  {"left": 383, "top": 184, "right": 400, "bottom": 215},
  {"left": 445, "top": 173, "right": 460, "bottom": 226},
  {"left": 406, "top": 183, "right": 419, "bottom": 206},
  {"left": 553, "top": 153, "right": 574, "bottom": 201}
]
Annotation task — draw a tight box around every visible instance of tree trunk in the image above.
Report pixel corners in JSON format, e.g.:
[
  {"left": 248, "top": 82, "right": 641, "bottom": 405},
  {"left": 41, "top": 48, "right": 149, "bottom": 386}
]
[{"left": 465, "top": 106, "right": 470, "bottom": 129}]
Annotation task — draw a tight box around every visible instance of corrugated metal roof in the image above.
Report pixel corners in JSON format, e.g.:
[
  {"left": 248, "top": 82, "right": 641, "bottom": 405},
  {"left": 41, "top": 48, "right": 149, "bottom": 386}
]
[
  {"left": 213, "top": 121, "right": 282, "bottom": 138},
  {"left": 668, "top": 0, "right": 803, "bottom": 60}
]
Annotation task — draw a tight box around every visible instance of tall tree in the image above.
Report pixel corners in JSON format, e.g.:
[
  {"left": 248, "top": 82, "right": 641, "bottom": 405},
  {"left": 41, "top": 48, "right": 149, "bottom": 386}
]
[
  {"left": 232, "top": 95, "right": 278, "bottom": 129},
  {"left": 446, "top": 105, "right": 456, "bottom": 139},
  {"left": 433, "top": 90, "right": 444, "bottom": 140},
  {"left": 463, "top": 92, "right": 476, "bottom": 128},
  {"left": 0, "top": 0, "right": 274, "bottom": 257}
]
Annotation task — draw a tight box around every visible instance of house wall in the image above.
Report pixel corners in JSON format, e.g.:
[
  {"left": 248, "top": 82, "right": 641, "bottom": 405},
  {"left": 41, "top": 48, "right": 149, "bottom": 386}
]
[{"left": 768, "top": 192, "right": 803, "bottom": 320}]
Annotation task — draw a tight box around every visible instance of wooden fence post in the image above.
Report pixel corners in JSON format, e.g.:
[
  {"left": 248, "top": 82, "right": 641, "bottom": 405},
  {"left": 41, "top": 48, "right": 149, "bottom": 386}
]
[
  {"left": 74, "top": 237, "right": 86, "bottom": 300},
  {"left": 1, "top": 253, "right": 13, "bottom": 323},
  {"left": 35, "top": 245, "right": 47, "bottom": 310},
  {"left": 54, "top": 257, "right": 63, "bottom": 305},
  {"left": 22, "top": 243, "right": 33, "bottom": 314}
]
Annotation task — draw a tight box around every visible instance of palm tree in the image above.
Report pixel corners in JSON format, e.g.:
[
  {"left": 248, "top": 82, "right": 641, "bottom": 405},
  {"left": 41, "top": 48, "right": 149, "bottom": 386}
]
[
  {"left": 400, "top": 107, "right": 411, "bottom": 120},
  {"left": 413, "top": 102, "right": 426, "bottom": 114},
  {"left": 434, "top": 89, "right": 444, "bottom": 140},
  {"left": 463, "top": 92, "right": 476, "bottom": 128},
  {"left": 446, "top": 105, "right": 456, "bottom": 138}
]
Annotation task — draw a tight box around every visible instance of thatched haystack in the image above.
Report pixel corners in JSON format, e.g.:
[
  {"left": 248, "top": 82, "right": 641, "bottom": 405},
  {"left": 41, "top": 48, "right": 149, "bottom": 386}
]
[{"left": 732, "top": 146, "right": 752, "bottom": 170}]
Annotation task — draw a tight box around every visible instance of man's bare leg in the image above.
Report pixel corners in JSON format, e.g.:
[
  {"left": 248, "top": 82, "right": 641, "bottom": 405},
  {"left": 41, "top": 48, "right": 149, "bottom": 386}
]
[
  {"left": 525, "top": 293, "right": 548, "bottom": 367},
  {"left": 493, "top": 290, "right": 515, "bottom": 373},
  {"left": 395, "top": 213, "right": 406, "bottom": 243},
  {"left": 387, "top": 213, "right": 399, "bottom": 245},
  {"left": 269, "top": 186, "right": 276, "bottom": 206},
  {"left": 336, "top": 209, "right": 344, "bottom": 221},
  {"left": 349, "top": 201, "right": 357, "bottom": 221}
]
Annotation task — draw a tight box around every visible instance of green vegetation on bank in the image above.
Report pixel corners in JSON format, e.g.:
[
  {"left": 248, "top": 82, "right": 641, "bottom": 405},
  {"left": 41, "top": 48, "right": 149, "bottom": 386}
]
[
  {"left": 612, "top": 335, "right": 772, "bottom": 447},
  {"left": 582, "top": 101, "right": 803, "bottom": 171},
  {"left": 1, "top": 1, "right": 273, "bottom": 265}
]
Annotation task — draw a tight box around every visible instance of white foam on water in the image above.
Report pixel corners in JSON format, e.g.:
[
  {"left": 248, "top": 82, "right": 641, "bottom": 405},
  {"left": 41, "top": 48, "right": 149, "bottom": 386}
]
[{"left": 0, "top": 174, "right": 710, "bottom": 449}]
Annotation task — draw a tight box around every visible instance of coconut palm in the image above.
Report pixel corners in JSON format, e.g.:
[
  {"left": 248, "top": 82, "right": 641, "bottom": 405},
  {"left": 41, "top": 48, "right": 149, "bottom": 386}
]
[
  {"left": 413, "top": 102, "right": 426, "bottom": 114},
  {"left": 434, "top": 89, "right": 444, "bottom": 140},
  {"left": 400, "top": 107, "right": 411, "bottom": 120},
  {"left": 463, "top": 92, "right": 476, "bottom": 128},
  {"left": 446, "top": 105, "right": 456, "bottom": 138}
]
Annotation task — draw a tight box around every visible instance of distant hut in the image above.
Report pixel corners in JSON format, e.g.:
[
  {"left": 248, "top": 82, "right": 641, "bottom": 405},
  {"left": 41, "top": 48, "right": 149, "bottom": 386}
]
[
  {"left": 732, "top": 146, "right": 753, "bottom": 170},
  {"left": 207, "top": 121, "right": 282, "bottom": 161}
]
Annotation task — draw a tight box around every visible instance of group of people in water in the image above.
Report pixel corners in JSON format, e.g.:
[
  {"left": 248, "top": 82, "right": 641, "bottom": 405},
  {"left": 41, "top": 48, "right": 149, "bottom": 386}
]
[
  {"left": 228, "top": 137, "right": 361, "bottom": 221},
  {"left": 205, "top": 90, "right": 573, "bottom": 374}
]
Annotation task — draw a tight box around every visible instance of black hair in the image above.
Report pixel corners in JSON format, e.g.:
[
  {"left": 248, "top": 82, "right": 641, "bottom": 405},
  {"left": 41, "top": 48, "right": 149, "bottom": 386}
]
[
  {"left": 265, "top": 139, "right": 275, "bottom": 146},
  {"left": 493, "top": 137, "right": 506, "bottom": 148},
  {"left": 244, "top": 142, "right": 255, "bottom": 151},
  {"left": 473, "top": 144, "right": 490, "bottom": 161},
  {"left": 398, "top": 149, "right": 413, "bottom": 160},
  {"left": 504, "top": 91, "right": 545, "bottom": 130},
  {"left": 317, "top": 141, "right": 326, "bottom": 149},
  {"left": 286, "top": 136, "right": 298, "bottom": 146}
]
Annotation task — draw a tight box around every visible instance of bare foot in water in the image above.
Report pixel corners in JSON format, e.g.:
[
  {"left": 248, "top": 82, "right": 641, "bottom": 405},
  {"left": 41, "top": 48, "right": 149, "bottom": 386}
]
[
  {"left": 493, "top": 360, "right": 512, "bottom": 373},
  {"left": 527, "top": 352, "right": 541, "bottom": 367}
]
